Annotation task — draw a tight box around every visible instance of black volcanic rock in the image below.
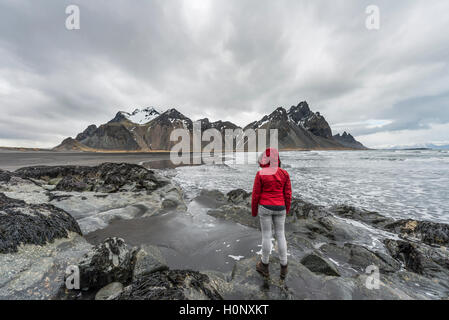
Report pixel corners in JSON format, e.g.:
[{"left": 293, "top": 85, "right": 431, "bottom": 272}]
[
  {"left": 76, "top": 237, "right": 136, "bottom": 290},
  {"left": 0, "top": 193, "right": 82, "bottom": 253},
  {"left": 117, "top": 270, "right": 223, "bottom": 300},
  {"left": 330, "top": 205, "right": 395, "bottom": 229},
  {"left": 333, "top": 132, "right": 367, "bottom": 150},
  {"left": 15, "top": 163, "right": 169, "bottom": 193},
  {"left": 384, "top": 219, "right": 449, "bottom": 247},
  {"left": 301, "top": 253, "right": 341, "bottom": 276},
  {"left": 0, "top": 169, "right": 13, "bottom": 183},
  {"left": 384, "top": 239, "right": 449, "bottom": 278}
]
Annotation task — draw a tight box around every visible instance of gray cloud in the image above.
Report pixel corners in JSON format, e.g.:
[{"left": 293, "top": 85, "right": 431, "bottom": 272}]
[{"left": 0, "top": 0, "right": 448, "bottom": 148}]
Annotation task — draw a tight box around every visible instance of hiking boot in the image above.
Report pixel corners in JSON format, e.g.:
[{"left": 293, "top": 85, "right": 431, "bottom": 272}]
[
  {"left": 280, "top": 263, "right": 288, "bottom": 280},
  {"left": 256, "top": 260, "right": 269, "bottom": 277}
]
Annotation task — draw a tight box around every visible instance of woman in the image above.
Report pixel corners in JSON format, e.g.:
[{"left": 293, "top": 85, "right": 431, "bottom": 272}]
[{"left": 251, "top": 148, "right": 292, "bottom": 279}]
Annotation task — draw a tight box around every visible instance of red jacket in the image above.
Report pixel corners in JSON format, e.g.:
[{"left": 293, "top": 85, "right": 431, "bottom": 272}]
[{"left": 251, "top": 148, "right": 292, "bottom": 217}]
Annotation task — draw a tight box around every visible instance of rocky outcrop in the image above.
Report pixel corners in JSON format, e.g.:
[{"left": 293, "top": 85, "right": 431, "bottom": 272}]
[
  {"left": 384, "top": 239, "right": 449, "bottom": 278},
  {"left": 0, "top": 233, "right": 92, "bottom": 300},
  {"left": 300, "top": 253, "right": 341, "bottom": 276},
  {"left": 117, "top": 270, "right": 223, "bottom": 300},
  {"left": 227, "top": 189, "right": 251, "bottom": 206},
  {"left": 0, "top": 193, "right": 82, "bottom": 254},
  {"left": 133, "top": 244, "right": 169, "bottom": 279},
  {"left": 332, "top": 205, "right": 449, "bottom": 247},
  {"left": 0, "top": 193, "right": 91, "bottom": 299},
  {"left": 330, "top": 205, "right": 395, "bottom": 228},
  {"left": 15, "top": 163, "right": 169, "bottom": 193},
  {"left": 0, "top": 169, "right": 13, "bottom": 183},
  {"left": 56, "top": 238, "right": 222, "bottom": 300},
  {"left": 333, "top": 132, "right": 367, "bottom": 150},
  {"left": 205, "top": 255, "right": 430, "bottom": 300},
  {"left": 95, "top": 282, "right": 124, "bottom": 300},
  {"left": 384, "top": 219, "right": 449, "bottom": 247},
  {"left": 0, "top": 163, "right": 185, "bottom": 234},
  {"left": 319, "top": 243, "right": 401, "bottom": 275},
  {"left": 207, "top": 189, "right": 256, "bottom": 228},
  {"left": 75, "top": 237, "right": 136, "bottom": 290}
]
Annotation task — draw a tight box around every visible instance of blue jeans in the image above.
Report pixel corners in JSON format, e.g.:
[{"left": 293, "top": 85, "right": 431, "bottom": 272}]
[{"left": 259, "top": 206, "right": 288, "bottom": 266}]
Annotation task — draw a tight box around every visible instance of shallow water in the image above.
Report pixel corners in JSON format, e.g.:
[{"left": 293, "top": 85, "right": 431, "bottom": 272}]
[
  {"left": 173, "top": 150, "right": 449, "bottom": 223},
  {"left": 86, "top": 199, "right": 266, "bottom": 272}
]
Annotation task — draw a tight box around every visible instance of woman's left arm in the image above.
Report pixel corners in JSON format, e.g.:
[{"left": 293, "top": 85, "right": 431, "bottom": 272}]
[{"left": 251, "top": 172, "right": 262, "bottom": 217}]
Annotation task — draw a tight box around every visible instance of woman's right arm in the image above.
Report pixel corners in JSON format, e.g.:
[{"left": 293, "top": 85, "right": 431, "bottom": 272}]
[{"left": 251, "top": 172, "right": 262, "bottom": 217}]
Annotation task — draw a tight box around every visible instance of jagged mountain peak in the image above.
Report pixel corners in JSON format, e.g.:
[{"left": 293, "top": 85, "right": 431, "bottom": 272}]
[
  {"left": 270, "top": 107, "right": 288, "bottom": 118},
  {"left": 194, "top": 118, "right": 240, "bottom": 132},
  {"left": 333, "top": 131, "right": 367, "bottom": 149},
  {"left": 160, "top": 108, "right": 189, "bottom": 120},
  {"left": 210, "top": 120, "right": 240, "bottom": 131},
  {"left": 288, "top": 101, "right": 310, "bottom": 115},
  {"left": 246, "top": 107, "right": 288, "bottom": 130},
  {"left": 149, "top": 108, "right": 193, "bottom": 133},
  {"left": 335, "top": 131, "right": 353, "bottom": 138},
  {"left": 287, "top": 101, "right": 332, "bottom": 138},
  {"left": 287, "top": 101, "right": 314, "bottom": 125}
]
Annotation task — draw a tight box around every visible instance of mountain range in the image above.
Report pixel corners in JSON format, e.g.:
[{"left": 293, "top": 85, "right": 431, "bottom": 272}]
[{"left": 54, "top": 101, "right": 367, "bottom": 151}]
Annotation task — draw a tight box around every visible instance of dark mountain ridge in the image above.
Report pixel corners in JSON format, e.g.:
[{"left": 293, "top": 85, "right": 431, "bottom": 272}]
[
  {"left": 333, "top": 132, "right": 368, "bottom": 150},
  {"left": 54, "top": 101, "right": 367, "bottom": 151}
]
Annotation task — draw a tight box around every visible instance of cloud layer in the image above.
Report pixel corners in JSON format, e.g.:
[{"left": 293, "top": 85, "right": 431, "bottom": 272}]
[{"left": 0, "top": 0, "right": 448, "bottom": 148}]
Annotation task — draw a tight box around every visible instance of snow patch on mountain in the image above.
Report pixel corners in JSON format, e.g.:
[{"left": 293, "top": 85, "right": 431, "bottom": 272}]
[{"left": 119, "top": 107, "right": 160, "bottom": 124}]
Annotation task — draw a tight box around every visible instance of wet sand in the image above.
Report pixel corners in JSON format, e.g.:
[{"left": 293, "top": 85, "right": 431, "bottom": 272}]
[
  {"left": 85, "top": 198, "right": 263, "bottom": 273},
  {"left": 0, "top": 151, "right": 202, "bottom": 171}
]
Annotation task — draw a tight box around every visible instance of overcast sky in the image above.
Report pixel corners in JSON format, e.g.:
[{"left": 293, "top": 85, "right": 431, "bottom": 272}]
[{"left": 0, "top": 0, "right": 448, "bottom": 148}]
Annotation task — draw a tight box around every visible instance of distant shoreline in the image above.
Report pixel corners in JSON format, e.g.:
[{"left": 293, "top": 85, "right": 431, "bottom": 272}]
[
  {"left": 3, "top": 145, "right": 447, "bottom": 153},
  {"left": 1, "top": 146, "right": 368, "bottom": 153}
]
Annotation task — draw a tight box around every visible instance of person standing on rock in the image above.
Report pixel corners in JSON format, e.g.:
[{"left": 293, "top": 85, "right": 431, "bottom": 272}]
[{"left": 251, "top": 148, "right": 292, "bottom": 279}]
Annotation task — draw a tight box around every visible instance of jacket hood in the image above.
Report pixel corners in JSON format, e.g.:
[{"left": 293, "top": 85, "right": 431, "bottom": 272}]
[{"left": 258, "top": 148, "right": 281, "bottom": 168}]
